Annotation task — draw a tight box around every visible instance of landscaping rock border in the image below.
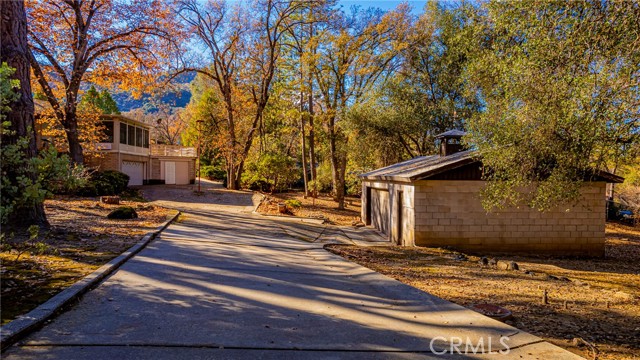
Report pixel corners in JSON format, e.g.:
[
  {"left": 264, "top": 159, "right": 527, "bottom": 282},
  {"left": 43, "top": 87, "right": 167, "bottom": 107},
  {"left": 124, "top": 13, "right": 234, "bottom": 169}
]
[{"left": 0, "top": 210, "right": 181, "bottom": 351}]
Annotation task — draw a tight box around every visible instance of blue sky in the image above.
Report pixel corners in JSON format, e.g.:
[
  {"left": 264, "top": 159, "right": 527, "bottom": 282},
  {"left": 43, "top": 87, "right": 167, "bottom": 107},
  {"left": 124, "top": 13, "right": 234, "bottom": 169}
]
[{"left": 339, "top": 0, "right": 428, "bottom": 14}]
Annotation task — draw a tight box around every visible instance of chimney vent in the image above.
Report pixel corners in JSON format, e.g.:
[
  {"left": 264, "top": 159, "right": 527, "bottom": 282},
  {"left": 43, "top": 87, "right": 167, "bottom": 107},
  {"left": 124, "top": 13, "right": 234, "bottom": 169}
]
[{"left": 435, "top": 130, "right": 466, "bottom": 157}]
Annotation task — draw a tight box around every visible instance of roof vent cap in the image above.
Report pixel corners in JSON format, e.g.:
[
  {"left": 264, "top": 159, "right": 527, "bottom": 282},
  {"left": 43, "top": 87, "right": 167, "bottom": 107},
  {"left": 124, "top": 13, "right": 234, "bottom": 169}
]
[{"left": 435, "top": 130, "right": 466, "bottom": 157}]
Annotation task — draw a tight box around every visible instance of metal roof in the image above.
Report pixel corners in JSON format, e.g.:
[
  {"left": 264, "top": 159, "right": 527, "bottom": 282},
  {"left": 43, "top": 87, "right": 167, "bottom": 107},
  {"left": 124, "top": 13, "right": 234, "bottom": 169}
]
[
  {"left": 360, "top": 149, "right": 624, "bottom": 183},
  {"left": 360, "top": 150, "right": 478, "bottom": 182},
  {"left": 435, "top": 129, "right": 466, "bottom": 138}
]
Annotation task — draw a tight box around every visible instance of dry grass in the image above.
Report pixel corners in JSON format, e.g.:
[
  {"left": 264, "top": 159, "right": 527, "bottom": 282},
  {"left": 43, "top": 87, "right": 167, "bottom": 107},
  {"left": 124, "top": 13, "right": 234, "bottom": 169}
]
[
  {"left": 0, "top": 196, "right": 173, "bottom": 324},
  {"left": 326, "top": 223, "right": 640, "bottom": 360},
  {"left": 256, "top": 192, "right": 361, "bottom": 225}
]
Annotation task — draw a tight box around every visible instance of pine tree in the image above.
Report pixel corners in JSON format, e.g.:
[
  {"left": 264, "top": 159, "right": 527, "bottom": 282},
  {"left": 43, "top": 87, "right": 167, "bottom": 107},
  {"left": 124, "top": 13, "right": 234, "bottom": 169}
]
[{"left": 99, "top": 90, "right": 120, "bottom": 115}]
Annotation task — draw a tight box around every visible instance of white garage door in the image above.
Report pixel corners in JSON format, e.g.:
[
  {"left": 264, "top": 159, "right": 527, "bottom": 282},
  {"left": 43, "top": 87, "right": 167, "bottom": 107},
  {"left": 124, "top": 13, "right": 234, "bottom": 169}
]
[
  {"left": 121, "top": 161, "right": 144, "bottom": 186},
  {"left": 165, "top": 162, "right": 176, "bottom": 185},
  {"left": 371, "top": 188, "right": 390, "bottom": 236}
]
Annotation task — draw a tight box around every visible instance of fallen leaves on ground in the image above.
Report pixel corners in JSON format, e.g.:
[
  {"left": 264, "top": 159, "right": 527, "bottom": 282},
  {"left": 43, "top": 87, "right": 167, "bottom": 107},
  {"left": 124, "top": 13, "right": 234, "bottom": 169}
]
[
  {"left": 257, "top": 192, "right": 361, "bottom": 225},
  {"left": 326, "top": 223, "right": 640, "bottom": 360},
  {"left": 1, "top": 196, "right": 173, "bottom": 324}
]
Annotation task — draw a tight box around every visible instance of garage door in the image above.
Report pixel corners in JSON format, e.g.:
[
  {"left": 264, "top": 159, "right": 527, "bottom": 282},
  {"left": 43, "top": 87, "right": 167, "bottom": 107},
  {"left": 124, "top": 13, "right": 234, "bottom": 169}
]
[
  {"left": 121, "top": 161, "right": 144, "bottom": 186},
  {"left": 175, "top": 161, "right": 189, "bottom": 185},
  {"left": 371, "top": 188, "right": 390, "bottom": 236},
  {"left": 165, "top": 162, "right": 176, "bottom": 185}
]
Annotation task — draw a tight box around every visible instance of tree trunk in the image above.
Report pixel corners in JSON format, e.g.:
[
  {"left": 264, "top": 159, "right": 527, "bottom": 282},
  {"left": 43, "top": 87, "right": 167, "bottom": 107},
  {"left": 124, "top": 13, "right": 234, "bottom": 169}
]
[
  {"left": 0, "top": 0, "right": 48, "bottom": 228},
  {"left": 300, "top": 84, "right": 308, "bottom": 198},
  {"left": 327, "top": 115, "right": 346, "bottom": 209},
  {"left": 307, "top": 21, "right": 317, "bottom": 198},
  {"left": 63, "top": 109, "right": 84, "bottom": 164}
]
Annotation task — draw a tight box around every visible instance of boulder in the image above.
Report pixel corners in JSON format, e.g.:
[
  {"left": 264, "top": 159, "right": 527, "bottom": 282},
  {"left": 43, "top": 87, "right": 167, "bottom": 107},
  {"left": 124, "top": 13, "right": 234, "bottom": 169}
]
[{"left": 107, "top": 206, "right": 138, "bottom": 220}]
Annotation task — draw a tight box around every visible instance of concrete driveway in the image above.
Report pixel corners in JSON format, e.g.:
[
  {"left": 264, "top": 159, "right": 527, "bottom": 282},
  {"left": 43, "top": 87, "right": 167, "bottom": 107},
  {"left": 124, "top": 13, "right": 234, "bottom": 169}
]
[{"left": 4, "top": 182, "right": 582, "bottom": 359}]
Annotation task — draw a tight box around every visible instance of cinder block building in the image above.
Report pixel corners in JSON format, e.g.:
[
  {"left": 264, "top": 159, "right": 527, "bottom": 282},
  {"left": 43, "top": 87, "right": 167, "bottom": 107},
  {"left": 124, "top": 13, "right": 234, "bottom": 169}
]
[{"left": 360, "top": 131, "right": 623, "bottom": 256}]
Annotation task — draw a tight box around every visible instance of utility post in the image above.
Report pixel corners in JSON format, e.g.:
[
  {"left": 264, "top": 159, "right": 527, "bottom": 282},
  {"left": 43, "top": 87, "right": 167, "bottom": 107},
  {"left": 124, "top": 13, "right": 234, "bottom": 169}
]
[{"left": 196, "top": 119, "right": 204, "bottom": 193}]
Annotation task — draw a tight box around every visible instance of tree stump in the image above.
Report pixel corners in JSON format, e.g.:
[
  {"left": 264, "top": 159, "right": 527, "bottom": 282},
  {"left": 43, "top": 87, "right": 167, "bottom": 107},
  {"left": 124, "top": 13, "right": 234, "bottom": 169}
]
[
  {"left": 101, "top": 196, "right": 120, "bottom": 205},
  {"left": 278, "top": 202, "right": 287, "bottom": 214}
]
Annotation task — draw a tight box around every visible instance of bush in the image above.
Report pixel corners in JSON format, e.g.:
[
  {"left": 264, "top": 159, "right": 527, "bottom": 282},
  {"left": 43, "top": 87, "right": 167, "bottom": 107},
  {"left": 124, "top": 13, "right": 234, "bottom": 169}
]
[
  {"left": 285, "top": 199, "right": 302, "bottom": 208},
  {"left": 107, "top": 206, "right": 138, "bottom": 219},
  {"left": 201, "top": 165, "right": 226, "bottom": 181},
  {"left": 78, "top": 170, "right": 129, "bottom": 197},
  {"left": 242, "top": 152, "right": 298, "bottom": 193}
]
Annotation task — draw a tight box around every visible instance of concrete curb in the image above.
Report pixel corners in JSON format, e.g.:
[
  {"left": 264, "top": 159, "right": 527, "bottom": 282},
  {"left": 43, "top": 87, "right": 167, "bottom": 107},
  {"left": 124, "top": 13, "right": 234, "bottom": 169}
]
[
  {"left": 253, "top": 212, "right": 326, "bottom": 224},
  {"left": 0, "top": 210, "right": 181, "bottom": 351}
]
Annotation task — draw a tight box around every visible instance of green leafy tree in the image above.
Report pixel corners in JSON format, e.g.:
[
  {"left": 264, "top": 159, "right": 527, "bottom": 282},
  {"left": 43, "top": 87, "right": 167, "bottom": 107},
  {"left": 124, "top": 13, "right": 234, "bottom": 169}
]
[
  {"left": 99, "top": 89, "right": 120, "bottom": 115},
  {"left": 348, "top": 1, "right": 481, "bottom": 168},
  {"left": 82, "top": 86, "right": 120, "bottom": 115},
  {"left": 465, "top": 0, "right": 640, "bottom": 211},
  {"left": 1, "top": 63, "right": 88, "bottom": 228}
]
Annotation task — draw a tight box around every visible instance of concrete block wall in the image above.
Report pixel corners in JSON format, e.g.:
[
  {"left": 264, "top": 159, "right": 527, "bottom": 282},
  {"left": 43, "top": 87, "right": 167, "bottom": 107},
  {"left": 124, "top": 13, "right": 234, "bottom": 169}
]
[
  {"left": 413, "top": 180, "right": 606, "bottom": 256},
  {"left": 362, "top": 181, "right": 416, "bottom": 246}
]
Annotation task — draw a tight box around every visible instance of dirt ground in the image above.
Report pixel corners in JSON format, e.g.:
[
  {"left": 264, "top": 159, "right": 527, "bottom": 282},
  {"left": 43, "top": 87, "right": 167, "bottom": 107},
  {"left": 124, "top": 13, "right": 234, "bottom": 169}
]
[
  {"left": 0, "top": 196, "right": 173, "bottom": 324},
  {"left": 256, "top": 192, "right": 361, "bottom": 225},
  {"left": 326, "top": 222, "right": 640, "bottom": 360}
]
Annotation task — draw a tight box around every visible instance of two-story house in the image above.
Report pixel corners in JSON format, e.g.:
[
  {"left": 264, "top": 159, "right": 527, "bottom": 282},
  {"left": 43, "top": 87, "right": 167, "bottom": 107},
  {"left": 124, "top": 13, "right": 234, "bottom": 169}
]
[{"left": 87, "top": 114, "right": 196, "bottom": 186}]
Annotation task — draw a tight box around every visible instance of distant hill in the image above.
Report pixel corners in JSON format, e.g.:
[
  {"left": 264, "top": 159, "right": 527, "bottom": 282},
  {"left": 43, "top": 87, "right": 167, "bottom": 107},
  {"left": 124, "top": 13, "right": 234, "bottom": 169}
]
[{"left": 112, "top": 72, "right": 195, "bottom": 113}]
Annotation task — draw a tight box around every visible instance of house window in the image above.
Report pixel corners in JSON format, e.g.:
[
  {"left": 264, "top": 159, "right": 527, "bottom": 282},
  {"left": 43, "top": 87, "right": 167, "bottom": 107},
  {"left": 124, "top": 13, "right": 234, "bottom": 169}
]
[
  {"left": 101, "top": 121, "right": 114, "bottom": 143},
  {"left": 143, "top": 129, "right": 149, "bottom": 148},
  {"left": 136, "top": 127, "right": 143, "bottom": 148},
  {"left": 119, "top": 123, "right": 127, "bottom": 144},
  {"left": 127, "top": 124, "right": 135, "bottom": 146}
]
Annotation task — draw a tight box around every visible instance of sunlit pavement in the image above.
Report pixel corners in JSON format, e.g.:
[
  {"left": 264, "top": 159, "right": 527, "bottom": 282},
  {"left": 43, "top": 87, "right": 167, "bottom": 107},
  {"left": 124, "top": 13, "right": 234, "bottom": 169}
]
[{"left": 4, "top": 183, "right": 583, "bottom": 359}]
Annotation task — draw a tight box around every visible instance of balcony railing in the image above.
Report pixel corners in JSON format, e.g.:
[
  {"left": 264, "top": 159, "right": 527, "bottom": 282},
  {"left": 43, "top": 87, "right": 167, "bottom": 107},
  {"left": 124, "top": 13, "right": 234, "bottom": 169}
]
[{"left": 150, "top": 144, "right": 196, "bottom": 157}]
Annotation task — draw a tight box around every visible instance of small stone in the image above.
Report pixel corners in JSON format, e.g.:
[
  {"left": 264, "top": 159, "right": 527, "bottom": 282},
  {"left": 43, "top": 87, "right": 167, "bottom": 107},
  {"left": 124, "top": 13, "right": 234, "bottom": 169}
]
[
  {"left": 480, "top": 257, "right": 489, "bottom": 266},
  {"left": 488, "top": 258, "right": 498, "bottom": 266},
  {"left": 454, "top": 254, "right": 468, "bottom": 261},
  {"left": 508, "top": 261, "right": 519, "bottom": 270}
]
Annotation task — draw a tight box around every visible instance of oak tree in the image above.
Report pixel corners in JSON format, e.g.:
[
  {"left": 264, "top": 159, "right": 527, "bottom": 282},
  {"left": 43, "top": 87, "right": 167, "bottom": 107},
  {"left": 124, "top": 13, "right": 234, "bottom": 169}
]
[{"left": 27, "top": 0, "right": 179, "bottom": 164}]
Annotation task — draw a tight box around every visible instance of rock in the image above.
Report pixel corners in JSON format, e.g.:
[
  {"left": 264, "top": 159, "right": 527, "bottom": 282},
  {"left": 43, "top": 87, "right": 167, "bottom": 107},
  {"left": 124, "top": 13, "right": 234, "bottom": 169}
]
[
  {"left": 454, "top": 254, "right": 468, "bottom": 261},
  {"left": 496, "top": 260, "right": 518, "bottom": 270},
  {"left": 107, "top": 206, "right": 138, "bottom": 220},
  {"left": 480, "top": 257, "right": 489, "bottom": 266},
  {"left": 488, "top": 258, "right": 498, "bottom": 266}
]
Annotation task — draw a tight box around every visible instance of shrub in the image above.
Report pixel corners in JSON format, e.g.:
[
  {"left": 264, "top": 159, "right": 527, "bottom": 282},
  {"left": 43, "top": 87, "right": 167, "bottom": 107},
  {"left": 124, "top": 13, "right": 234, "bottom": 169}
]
[
  {"left": 201, "top": 165, "right": 226, "bottom": 181},
  {"left": 285, "top": 199, "right": 302, "bottom": 209},
  {"left": 78, "top": 170, "right": 129, "bottom": 197},
  {"left": 242, "top": 152, "right": 298, "bottom": 192},
  {"left": 107, "top": 206, "right": 138, "bottom": 219}
]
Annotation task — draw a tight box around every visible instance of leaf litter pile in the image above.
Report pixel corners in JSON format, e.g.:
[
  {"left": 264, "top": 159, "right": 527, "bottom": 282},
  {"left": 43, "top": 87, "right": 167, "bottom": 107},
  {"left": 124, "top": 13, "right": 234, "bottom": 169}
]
[
  {"left": 1, "top": 196, "right": 173, "bottom": 324},
  {"left": 327, "top": 222, "right": 640, "bottom": 360}
]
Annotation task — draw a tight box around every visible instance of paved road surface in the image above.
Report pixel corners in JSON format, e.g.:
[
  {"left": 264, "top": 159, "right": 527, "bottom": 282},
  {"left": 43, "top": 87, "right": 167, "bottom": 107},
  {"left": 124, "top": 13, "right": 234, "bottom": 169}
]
[{"left": 4, "top": 182, "right": 583, "bottom": 359}]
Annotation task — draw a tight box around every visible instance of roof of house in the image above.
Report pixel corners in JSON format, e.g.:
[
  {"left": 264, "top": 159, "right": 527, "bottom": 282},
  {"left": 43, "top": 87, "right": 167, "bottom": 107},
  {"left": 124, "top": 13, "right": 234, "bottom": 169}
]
[
  {"left": 435, "top": 129, "right": 466, "bottom": 138},
  {"left": 360, "top": 150, "right": 477, "bottom": 182},
  {"left": 360, "top": 150, "right": 624, "bottom": 183}
]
